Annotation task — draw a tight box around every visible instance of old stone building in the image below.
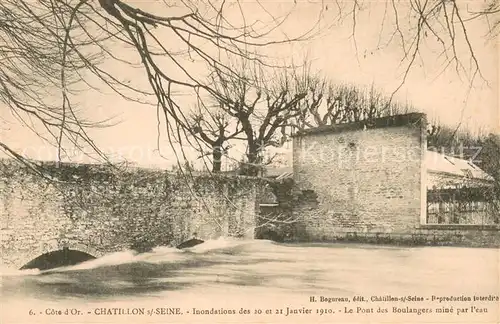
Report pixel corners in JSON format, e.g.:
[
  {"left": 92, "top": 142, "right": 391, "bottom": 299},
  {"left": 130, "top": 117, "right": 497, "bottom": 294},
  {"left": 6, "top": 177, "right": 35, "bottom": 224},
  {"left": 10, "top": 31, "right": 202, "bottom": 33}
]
[{"left": 290, "top": 113, "right": 499, "bottom": 245}]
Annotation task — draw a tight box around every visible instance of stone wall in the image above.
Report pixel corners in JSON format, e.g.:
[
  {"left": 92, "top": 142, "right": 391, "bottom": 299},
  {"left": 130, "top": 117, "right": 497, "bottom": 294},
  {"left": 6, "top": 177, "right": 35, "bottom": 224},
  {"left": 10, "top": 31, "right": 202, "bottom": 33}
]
[
  {"left": 292, "top": 113, "right": 427, "bottom": 240},
  {"left": 0, "top": 160, "right": 262, "bottom": 269},
  {"left": 316, "top": 226, "right": 500, "bottom": 247},
  {"left": 291, "top": 113, "right": 500, "bottom": 247}
]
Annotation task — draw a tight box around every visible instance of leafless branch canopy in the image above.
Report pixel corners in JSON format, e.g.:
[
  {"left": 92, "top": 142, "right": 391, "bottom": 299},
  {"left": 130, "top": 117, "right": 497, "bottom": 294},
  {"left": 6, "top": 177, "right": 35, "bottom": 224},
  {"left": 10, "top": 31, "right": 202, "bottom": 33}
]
[
  {"left": 330, "top": 0, "right": 498, "bottom": 99},
  {"left": 0, "top": 0, "right": 314, "bottom": 167},
  {"left": 1, "top": 0, "right": 497, "bottom": 176}
]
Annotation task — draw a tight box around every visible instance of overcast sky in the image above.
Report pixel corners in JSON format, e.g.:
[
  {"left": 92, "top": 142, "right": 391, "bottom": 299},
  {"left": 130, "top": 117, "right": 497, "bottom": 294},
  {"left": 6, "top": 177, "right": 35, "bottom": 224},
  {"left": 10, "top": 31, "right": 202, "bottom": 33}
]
[{"left": 1, "top": 0, "right": 498, "bottom": 168}]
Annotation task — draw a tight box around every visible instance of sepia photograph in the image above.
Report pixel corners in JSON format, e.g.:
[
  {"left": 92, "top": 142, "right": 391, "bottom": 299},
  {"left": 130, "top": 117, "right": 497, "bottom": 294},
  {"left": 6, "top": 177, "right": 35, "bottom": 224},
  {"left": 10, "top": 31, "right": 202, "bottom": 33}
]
[{"left": 0, "top": 0, "right": 499, "bottom": 323}]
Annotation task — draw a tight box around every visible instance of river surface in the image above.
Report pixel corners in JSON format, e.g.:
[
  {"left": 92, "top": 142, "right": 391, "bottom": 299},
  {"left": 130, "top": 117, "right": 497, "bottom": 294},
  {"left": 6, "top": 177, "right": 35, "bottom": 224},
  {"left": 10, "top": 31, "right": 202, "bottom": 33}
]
[{"left": 1, "top": 239, "right": 499, "bottom": 323}]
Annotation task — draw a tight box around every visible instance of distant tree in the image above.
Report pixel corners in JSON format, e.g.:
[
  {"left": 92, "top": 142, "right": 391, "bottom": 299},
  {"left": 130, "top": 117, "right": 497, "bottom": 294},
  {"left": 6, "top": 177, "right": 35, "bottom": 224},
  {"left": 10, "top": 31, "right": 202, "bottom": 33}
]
[
  {"left": 196, "top": 62, "right": 311, "bottom": 176},
  {"left": 426, "top": 123, "right": 482, "bottom": 159},
  {"left": 476, "top": 133, "right": 500, "bottom": 215},
  {"left": 294, "top": 81, "right": 415, "bottom": 130},
  {"left": 478, "top": 134, "right": 500, "bottom": 179},
  {"left": 188, "top": 102, "right": 244, "bottom": 173}
]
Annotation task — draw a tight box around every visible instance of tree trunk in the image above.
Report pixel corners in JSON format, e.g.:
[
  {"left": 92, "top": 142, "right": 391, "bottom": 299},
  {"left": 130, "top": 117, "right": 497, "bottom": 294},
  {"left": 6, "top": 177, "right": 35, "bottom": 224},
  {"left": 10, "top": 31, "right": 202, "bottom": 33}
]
[
  {"left": 212, "top": 145, "right": 223, "bottom": 172},
  {"left": 241, "top": 147, "right": 262, "bottom": 176}
]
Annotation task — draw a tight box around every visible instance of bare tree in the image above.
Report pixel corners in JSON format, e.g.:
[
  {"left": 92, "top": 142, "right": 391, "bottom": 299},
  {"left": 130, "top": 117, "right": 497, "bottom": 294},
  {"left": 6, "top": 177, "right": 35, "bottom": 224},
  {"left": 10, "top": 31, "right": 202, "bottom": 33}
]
[
  {"left": 0, "top": 0, "right": 315, "bottom": 170},
  {"left": 188, "top": 101, "right": 244, "bottom": 172},
  {"left": 479, "top": 134, "right": 500, "bottom": 216},
  {"left": 426, "top": 121, "right": 485, "bottom": 159},
  {"left": 332, "top": 0, "right": 499, "bottom": 96},
  {"left": 0, "top": 0, "right": 111, "bottom": 170},
  {"left": 204, "top": 62, "right": 312, "bottom": 176},
  {"left": 186, "top": 61, "right": 424, "bottom": 175},
  {"left": 294, "top": 80, "right": 416, "bottom": 131}
]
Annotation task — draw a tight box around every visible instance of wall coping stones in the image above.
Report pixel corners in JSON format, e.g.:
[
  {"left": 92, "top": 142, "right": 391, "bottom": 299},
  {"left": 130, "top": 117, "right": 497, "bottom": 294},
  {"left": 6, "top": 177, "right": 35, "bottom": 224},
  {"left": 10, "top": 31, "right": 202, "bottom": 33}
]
[
  {"left": 293, "top": 112, "right": 426, "bottom": 137},
  {"left": 418, "top": 224, "right": 500, "bottom": 231},
  {"left": 0, "top": 158, "right": 272, "bottom": 184}
]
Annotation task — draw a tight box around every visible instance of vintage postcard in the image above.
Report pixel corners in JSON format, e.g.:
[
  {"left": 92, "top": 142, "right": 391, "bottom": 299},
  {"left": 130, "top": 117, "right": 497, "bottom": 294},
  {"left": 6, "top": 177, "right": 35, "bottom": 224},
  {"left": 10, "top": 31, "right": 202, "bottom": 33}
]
[{"left": 1, "top": 0, "right": 499, "bottom": 323}]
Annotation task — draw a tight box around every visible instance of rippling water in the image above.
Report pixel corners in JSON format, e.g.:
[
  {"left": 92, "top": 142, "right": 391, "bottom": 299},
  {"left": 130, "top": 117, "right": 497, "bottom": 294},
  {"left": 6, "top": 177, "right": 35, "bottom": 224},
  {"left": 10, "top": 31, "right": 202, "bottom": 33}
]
[{"left": 1, "top": 239, "right": 499, "bottom": 323}]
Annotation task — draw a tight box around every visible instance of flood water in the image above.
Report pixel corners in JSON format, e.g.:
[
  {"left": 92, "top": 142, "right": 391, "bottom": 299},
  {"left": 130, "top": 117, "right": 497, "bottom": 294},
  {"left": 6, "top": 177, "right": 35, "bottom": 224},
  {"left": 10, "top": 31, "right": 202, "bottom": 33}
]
[{"left": 1, "top": 239, "right": 499, "bottom": 323}]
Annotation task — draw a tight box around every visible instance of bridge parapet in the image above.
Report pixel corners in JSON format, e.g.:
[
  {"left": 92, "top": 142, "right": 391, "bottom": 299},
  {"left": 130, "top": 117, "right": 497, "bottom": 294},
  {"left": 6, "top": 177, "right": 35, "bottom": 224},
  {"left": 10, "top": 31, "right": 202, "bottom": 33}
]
[{"left": 1, "top": 159, "right": 264, "bottom": 269}]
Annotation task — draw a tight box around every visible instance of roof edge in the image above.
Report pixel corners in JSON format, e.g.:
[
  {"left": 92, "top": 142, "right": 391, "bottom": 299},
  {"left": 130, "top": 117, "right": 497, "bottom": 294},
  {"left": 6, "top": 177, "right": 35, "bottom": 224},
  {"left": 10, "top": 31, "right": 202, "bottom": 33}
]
[{"left": 293, "top": 113, "right": 426, "bottom": 137}]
